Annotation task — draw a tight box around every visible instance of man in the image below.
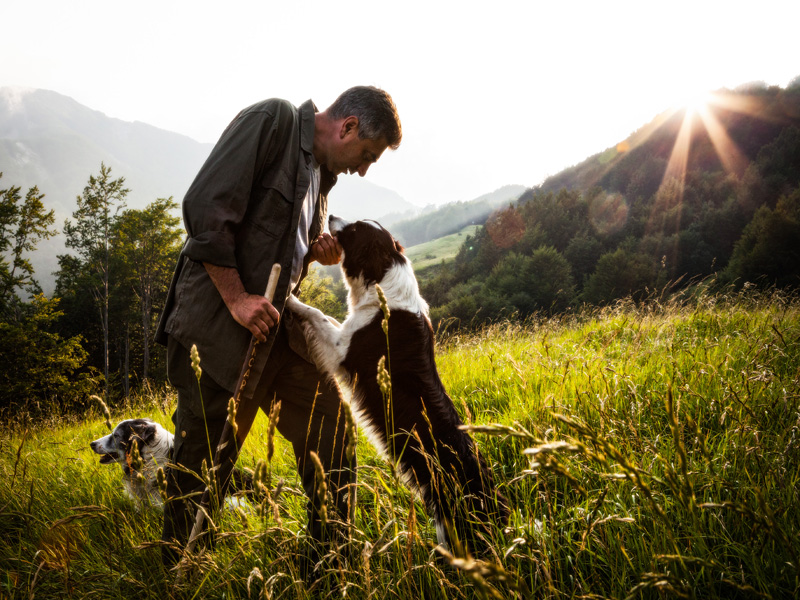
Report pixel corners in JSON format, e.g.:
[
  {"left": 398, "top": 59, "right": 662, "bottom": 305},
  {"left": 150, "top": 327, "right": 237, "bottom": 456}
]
[{"left": 155, "top": 86, "right": 402, "bottom": 571}]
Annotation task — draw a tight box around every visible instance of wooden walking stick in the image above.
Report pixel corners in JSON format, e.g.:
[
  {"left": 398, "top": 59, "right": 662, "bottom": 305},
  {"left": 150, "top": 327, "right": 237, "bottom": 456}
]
[{"left": 176, "top": 263, "right": 281, "bottom": 577}]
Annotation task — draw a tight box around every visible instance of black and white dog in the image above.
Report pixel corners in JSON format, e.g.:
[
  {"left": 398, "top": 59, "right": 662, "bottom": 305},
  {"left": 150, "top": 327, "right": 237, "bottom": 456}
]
[
  {"left": 90, "top": 418, "right": 255, "bottom": 509},
  {"left": 90, "top": 418, "right": 173, "bottom": 507},
  {"left": 287, "top": 215, "right": 509, "bottom": 553}
]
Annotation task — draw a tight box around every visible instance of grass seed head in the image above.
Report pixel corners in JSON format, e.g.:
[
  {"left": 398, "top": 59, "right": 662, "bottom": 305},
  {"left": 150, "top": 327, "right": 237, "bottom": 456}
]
[
  {"left": 190, "top": 344, "right": 202, "bottom": 380},
  {"left": 342, "top": 399, "right": 357, "bottom": 462},
  {"left": 309, "top": 451, "right": 328, "bottom": 527},
  {"left": 267, "top": 400, "right": 281, "bottom": 463},
  {"left": 376, "top": 284, "right": 390, "bottom": 320},
  {"left": 377, "top": 355, "right": 392, "bottom": 396},
  {"left": 226, "top": 396, "right": 238, "bottom": 437},
  {"left": 156, "top": 466, "right": 168, "bottom": 503},
  {"left": 91, "top": 394, "right": 112, "bottom": 431}
]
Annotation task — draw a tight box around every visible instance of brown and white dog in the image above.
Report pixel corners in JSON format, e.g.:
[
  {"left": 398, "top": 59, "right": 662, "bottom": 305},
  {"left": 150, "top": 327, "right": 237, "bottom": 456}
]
[
  {"left": 287, "top": 215, "right": 509, "bottom": 553},
  {"left": 90, "top": 418, "right": 173, "bottom": 507}
]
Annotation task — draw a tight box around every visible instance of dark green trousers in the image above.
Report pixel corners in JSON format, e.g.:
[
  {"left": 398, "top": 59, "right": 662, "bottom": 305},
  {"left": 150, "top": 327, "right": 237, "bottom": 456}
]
[{"left": 162, "top": 324, "right": 356, "bottom": 568}]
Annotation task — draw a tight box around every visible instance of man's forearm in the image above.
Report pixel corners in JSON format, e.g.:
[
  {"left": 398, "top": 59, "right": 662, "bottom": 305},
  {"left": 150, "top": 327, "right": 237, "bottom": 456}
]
[
  {"left": 204, "top": 263, "right": 246, "bottom": 311},
  {"left": 204, "top": 262, "right": 280, "bottom": 342}
]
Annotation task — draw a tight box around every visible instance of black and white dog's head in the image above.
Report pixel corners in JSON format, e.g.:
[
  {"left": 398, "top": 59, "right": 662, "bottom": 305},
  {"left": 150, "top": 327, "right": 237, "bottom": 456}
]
[
  {"left": 90, "top": 418, "right": 173, "bottom": 506},
  {"left": 90, "top": 418, "right": 173, "bottom": 473},
  {"left": 329, "top": 215, "right": 427, "bottom": 315}
]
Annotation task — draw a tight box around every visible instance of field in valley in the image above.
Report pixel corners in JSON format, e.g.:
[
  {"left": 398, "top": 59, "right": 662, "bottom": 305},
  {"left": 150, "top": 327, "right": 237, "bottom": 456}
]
[{"left": 404, "top": 225, "right": 481, "bottom": 272}]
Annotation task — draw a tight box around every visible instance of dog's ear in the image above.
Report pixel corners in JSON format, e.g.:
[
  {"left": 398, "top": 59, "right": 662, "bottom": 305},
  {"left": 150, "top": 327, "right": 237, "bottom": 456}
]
[
  {"left": 132, "top": 420, "right": 157, "bottom": 445},
  {"left": 394, "top": 239, "right": 405, "bottom": 254}
]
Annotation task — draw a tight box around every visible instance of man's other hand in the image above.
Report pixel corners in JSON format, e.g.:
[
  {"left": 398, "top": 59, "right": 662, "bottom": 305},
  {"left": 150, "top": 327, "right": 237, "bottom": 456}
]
[
  {"left": 204, "top": 262, "right": 280, "bottom": 342},
  {"left": 310, "top": 232, "right": 343, "bottom": 266},
  {"left": 230, "top": 293, "right": 280, "bottom": 342}
]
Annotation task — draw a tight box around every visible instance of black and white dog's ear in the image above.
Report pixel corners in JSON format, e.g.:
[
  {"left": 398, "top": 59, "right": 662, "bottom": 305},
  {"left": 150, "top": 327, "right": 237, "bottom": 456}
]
[
  {"left": 132, "top": 420, "right": 157, "bottom": 445},
  {"left": 394, "top": 239, "right": 405, "bottom": 254}
]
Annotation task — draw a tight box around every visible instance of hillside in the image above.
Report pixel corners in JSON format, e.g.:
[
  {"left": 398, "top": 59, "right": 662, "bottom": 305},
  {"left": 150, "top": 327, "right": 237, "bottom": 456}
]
[
  {"left": 390, "top": 184, "right": 525, "bottom": 246},
  {"left": 421, "top": 83, "right": 800, "bottom": 324},
  {"left": 535, "top": 82, "right": 800, "bottom": 198}
]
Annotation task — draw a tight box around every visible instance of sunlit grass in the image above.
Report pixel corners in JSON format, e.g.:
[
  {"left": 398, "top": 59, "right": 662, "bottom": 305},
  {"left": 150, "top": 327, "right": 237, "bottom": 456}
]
[{"left": 1, "top": 287, "right": 798, "bottom": 598}]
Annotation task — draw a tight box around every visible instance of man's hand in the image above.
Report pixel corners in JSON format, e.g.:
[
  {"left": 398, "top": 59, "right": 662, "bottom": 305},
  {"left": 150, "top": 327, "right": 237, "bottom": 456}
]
[
  {"left": 310, "top": 232, "right": 342, "bottom": 266},
  {"left": 229, "top": 292, "right": 280, "bottom": 342},
  {"left": 204, "top": 263, "right": 280, "bottom": 342}
]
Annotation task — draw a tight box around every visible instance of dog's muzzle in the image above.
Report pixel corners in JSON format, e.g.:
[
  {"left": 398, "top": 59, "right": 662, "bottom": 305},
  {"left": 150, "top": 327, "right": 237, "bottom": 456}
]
[{"left": 328, "top": 214, "right": 349, "bottom": 236}]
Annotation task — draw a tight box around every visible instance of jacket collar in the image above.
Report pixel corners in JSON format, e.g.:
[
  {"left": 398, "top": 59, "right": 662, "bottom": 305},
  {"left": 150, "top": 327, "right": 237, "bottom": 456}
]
[
  {"left": 298, "top": 99, "right": 316, "bottom": 156},
  {"left": 299, "top": 98, "right": 337, "bottom": 194}
]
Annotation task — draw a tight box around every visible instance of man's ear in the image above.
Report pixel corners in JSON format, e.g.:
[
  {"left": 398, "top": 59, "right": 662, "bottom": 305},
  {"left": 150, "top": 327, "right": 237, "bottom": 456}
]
[{"left": 340, "top": 116, "right": 360, "bottom": 139}]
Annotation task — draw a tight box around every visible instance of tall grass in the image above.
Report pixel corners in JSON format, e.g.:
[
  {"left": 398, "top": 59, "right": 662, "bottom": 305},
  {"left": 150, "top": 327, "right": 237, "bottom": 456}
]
[{"left": 1, "top": 288, "right": 798, "bottom": 599}]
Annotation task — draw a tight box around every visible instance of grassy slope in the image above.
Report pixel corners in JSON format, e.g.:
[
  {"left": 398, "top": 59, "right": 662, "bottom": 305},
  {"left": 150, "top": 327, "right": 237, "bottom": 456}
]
[
  {"left": 404, "top": 225, "right": 480, "bottom": 271},
  {"left": 1, "top": 290, "right": 798, "bottom": 599}
]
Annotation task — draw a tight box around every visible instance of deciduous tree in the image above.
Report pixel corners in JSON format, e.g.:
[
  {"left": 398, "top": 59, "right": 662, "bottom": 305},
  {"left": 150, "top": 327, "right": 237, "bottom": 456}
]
[{"left": 61, "top": 163, "right": 128, "bottom": 403}]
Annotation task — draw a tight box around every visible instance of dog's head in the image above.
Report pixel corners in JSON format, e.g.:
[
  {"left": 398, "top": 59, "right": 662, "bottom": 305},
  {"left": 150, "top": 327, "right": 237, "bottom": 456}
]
[
  {"left": 89, "top": 419, "right": 170, "bottom": 467},
  {"left": 329, "top": 215, "right": 406, "bottom": 285}
]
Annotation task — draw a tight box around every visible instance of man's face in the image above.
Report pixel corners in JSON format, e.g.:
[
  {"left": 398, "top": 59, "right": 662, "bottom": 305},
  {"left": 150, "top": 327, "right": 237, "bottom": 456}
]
[{"left": 328, "top": 119, "right": 388, "bottom": 177}]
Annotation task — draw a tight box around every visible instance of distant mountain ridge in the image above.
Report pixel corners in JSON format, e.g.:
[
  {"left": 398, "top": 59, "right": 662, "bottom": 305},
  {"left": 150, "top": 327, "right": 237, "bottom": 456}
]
[
  {"left": 0, "top": 87, "right": 213, "bottom": 217},
  {"left": 390, "top": 184, "right": 526, "bottom": 246}
]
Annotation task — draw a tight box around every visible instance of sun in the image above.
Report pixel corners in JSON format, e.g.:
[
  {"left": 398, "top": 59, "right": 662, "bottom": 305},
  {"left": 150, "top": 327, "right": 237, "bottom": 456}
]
[{"left": 678, "top": 90, "right": 713, "bottom": 117}]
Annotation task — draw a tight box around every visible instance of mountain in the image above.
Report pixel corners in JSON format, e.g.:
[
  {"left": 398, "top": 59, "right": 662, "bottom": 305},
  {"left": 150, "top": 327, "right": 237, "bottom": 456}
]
[
  {"left": 0, "top": 87, "right": 418, "bottom": 293},
  {"left": 533, "top": 82, "right": 800, "bottom": 199},
  {"left": 390, "top": 184, "right": 526, "bottom": 246},
  {"left": 0, "top": 87, "right": 213, "bottom": 217},
  {"left": 0, "top": 87, "right": 216, "bottom": 292},
  {"left": 328, "top": 176, "right": 418, "bottom": 225}
]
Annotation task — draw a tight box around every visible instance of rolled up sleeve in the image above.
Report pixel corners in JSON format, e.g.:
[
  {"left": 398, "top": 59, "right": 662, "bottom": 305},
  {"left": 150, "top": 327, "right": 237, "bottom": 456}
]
[{"left": 181, "top": 100, "right": 292, "bottom": 267}]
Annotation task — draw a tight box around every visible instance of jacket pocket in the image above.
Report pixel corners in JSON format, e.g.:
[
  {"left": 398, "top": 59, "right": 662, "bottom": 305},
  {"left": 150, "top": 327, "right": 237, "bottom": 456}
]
[{"left": 245, "top": 180, "right": 295, "bottom": 238}]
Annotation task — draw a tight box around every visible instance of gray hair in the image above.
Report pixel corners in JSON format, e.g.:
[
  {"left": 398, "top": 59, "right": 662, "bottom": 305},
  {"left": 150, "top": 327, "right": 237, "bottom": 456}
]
[{"left": 328, "top": 86, "right": 402, "bottom": 149}]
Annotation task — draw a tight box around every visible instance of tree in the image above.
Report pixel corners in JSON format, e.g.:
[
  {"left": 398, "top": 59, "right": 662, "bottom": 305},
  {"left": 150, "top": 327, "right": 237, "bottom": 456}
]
[
  {"left": 720, "top": 187, "right": 800, "bottom": 287},
  {"left": 298, "top": 265, "right": 347, "bottom": 322},
  {"left": 113, "top": 198, "right": 183, "bottom": 384},
  {"left": 61, "top": 163, "right": 128, "bottom": 402},
  {"left": 0, "top": 174, "right": 92, "bottom": 418},
  {"left": 484, "top": 248, "right": 577, "bottom": 316},
  {"left": 0, "top": 175, "right": 57, "bottom": 317},
  {"left": 0, "top": 295, "right": 95, "bottom": 419},
  {"left": 581, "top": 248, "right": 656, "bottom": 305}
]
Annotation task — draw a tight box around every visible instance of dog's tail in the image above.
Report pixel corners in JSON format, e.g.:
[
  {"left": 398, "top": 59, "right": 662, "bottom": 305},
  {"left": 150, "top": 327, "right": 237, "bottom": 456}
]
[{"left": 428, "top": 443, "right": 510, "bottom": 558}]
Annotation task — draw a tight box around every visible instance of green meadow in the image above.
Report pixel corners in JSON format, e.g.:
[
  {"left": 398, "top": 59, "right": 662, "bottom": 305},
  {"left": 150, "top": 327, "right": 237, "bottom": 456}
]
[
  {"left": 1, "top": 287, "right": 798, "bottom": 599},
  {"left": 404, "top": 225, "right": 480, "bottom": 272}
]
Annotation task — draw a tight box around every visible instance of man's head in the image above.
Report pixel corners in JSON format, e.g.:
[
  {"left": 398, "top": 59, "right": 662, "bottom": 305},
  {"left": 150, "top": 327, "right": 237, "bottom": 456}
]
[{"left": 314, "top": 86, "right": 402, "bottom": 177}]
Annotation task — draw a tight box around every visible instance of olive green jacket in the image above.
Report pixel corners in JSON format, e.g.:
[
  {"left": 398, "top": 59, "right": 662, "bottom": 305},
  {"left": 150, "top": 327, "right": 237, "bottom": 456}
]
[{"left": 155, "top": 98, "right": 335, "bottom": 392}]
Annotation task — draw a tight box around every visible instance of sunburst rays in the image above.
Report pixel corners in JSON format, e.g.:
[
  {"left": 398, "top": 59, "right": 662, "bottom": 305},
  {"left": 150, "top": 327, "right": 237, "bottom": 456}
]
[{"left": 649, "top": 91, "right": 759, "bottom": 240}]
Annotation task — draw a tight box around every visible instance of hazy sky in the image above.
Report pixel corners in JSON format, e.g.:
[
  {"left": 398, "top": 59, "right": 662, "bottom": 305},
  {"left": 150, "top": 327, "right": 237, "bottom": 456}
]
[{"left": 3, "top": 0, "right": 799, "bottom": 207}]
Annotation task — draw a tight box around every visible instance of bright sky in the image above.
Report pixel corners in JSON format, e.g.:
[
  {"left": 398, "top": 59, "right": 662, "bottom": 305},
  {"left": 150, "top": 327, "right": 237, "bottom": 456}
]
[{"left": 2, "top": 0, "right": 798, "bottom": 208}]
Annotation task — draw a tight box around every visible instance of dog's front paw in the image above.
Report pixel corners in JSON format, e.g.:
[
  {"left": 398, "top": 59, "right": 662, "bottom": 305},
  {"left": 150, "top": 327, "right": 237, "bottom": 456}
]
[{"left": 285, "top": 294, "right": 306, "bottom": 315}]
